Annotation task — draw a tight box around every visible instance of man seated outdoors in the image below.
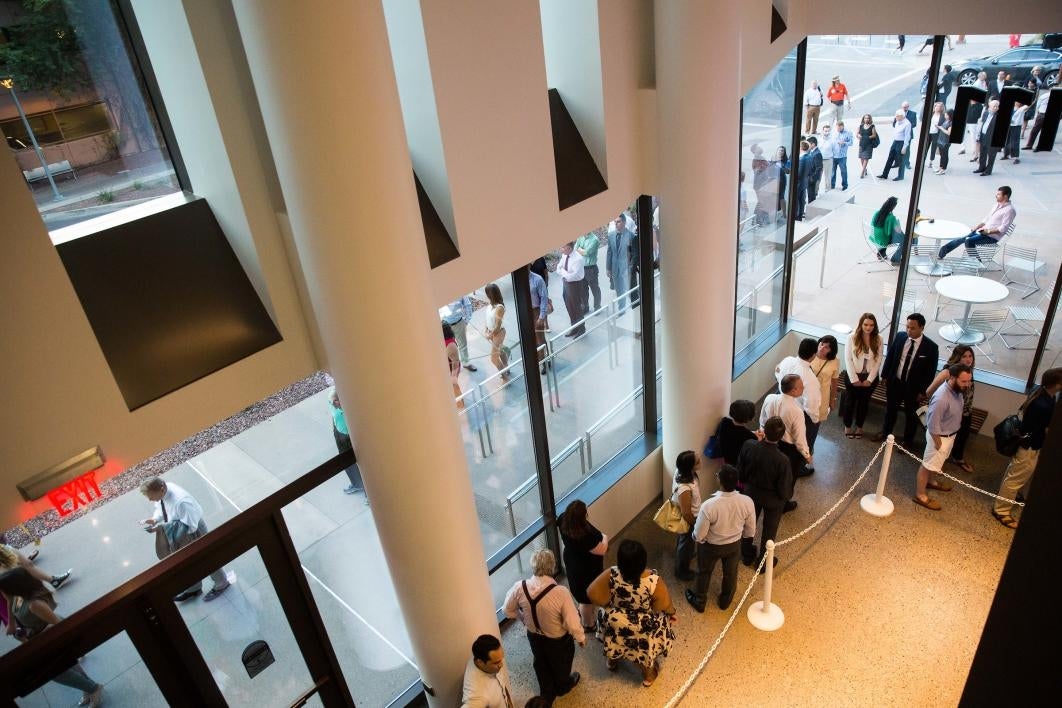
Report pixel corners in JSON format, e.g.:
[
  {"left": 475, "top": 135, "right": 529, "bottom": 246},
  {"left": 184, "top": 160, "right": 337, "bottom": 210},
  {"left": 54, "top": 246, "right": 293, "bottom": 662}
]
[{"left": 937, "top": 186, "right": 1015, "bottom": 260}]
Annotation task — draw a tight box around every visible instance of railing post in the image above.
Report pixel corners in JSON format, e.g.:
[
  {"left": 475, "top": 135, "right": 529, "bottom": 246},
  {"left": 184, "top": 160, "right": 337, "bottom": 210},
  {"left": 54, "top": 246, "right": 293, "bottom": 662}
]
[
  {"left": 578, "top": 437, "right": 587, "bottom": 476},
  {"left": 475, "top": 381, "right": 494, "bottom": 455},
  {"left": 819, "top": 226, "right": 829, "bottom": 288},
  {"left": 584, "top": 432, "right": 594, "bottom": 473},
  {"left": 860, "top": 435, "right": 896, "bottom": 517},
  {"left": 747, "top": 540, "right": 785, "bottom": 631}
]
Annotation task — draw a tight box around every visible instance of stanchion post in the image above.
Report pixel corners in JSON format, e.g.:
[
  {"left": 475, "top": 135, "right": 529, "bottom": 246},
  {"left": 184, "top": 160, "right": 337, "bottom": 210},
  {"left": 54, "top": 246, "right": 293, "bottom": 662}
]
[
  {"left": 747, "top": 540, "right": 785, "bottom": 631},
  {"left": 860, "top": 435, "right": 896, "bottom": 517}
]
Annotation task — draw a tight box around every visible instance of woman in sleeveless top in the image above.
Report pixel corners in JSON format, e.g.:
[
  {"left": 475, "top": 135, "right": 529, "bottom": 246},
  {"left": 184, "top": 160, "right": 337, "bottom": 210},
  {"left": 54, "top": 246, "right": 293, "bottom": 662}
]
[
  {"left": 482, "top": 283, "right": 511, "bottom": 381},
  {"left": 587, "top": 540, "right": 676, "bottom": 687}
]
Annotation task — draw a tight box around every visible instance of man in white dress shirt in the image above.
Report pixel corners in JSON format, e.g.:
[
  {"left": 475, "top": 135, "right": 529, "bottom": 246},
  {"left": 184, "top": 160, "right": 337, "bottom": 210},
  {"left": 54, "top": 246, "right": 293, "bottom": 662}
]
[
  {"left": 760, "top": 374, "right": 812, "bottom": 512},
  {"left": 462, "top": 634, "right": 516, "bottom": 708},
  {"left": 140, "top": 477, "right": 231, "bottom": 602},
  {"left": 503, "top": 549, "right": 583, "bottom": 705},
  {"left": 557, "top": 242, "right": 587, "bottom": 338},
  {"left": 775, "top": 338, "right": 821, "bottom": 475}
]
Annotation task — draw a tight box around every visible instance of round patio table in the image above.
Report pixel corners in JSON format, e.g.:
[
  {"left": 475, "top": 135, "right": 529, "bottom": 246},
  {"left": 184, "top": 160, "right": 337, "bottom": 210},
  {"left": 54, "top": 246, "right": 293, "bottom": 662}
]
[
  {"left": 913, "top": 219, "right": 970, "bottom": 276},
  {"left": 934, "top": 275, "right": 1009, "bottom": 344}
]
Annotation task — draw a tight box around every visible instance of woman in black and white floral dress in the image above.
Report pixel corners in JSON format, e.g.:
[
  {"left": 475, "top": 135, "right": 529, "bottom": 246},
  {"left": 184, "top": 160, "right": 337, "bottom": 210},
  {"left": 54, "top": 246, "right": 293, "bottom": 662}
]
[{"left": 587, "top": 539, "right": 676, "bottom": 687}]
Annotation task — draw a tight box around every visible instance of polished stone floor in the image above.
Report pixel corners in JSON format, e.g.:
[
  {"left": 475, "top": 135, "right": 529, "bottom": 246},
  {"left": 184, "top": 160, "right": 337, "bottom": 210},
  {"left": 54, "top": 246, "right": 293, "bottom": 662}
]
[{"left": 500, "top": 405, "right": 1018, "bottom": 707}]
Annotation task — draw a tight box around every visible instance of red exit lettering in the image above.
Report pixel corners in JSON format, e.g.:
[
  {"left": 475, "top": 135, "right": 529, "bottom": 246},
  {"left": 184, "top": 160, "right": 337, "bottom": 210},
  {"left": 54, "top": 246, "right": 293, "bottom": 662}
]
[{"left": 46, "top": 472, "right": 102, "bottom": 517}]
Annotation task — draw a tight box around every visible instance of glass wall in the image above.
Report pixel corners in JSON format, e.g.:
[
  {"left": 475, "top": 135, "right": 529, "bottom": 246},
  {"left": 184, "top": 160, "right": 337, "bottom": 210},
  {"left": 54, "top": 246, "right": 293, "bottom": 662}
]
[
  {"left": 535, "top": 208, "right": 644, "bottom": 500},
  {"left": 739, "top": 33, "right": 1062, "bottom": 391},
  {"left": 0, "top": 0, "right": 183, "bottom": 232},
  {"left": 441, "top": 278, "right": 539, "bottom": 556},
  {"left": 736, "top": 46, "right": 797, "bottom": 356},
  {"left": 906, "top": 34, "right": 1062, "bottom": 384},
  {"left": 789, "top": 36, "right": 932, "bottom": 341}
]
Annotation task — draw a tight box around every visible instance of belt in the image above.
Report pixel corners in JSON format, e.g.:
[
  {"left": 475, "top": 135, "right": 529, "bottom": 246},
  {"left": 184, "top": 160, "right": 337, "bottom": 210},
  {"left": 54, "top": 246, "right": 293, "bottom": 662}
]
[{"left": 940, "top": 432, "right": 957, "bottom": 438}]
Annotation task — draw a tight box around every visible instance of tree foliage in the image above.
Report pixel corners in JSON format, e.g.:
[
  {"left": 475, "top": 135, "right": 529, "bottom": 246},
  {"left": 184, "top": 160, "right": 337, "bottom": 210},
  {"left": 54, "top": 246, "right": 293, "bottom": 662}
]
[{"left": 0, "top": 0, "right": 87, "bottom": 94}]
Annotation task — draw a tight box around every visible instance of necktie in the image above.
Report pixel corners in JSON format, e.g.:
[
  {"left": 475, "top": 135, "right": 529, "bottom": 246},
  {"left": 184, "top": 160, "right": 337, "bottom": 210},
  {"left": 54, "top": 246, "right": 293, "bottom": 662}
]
[
  {"left": 901, "top": 340, "right": 917, "bottom": 381},
  {"left": 160, "top": 498, "right": 169, "bottom": 523},
  {"left": 498, "top": 678, "right": 514, "bottom": 708},
  {"left": 563, "top": 255, "right": 569, "bottom": 273}
]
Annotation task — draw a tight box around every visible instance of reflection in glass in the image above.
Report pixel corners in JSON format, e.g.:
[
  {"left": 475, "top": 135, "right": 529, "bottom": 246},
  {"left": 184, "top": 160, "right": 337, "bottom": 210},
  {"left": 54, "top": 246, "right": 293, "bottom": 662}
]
[
  {"left": 0, "top": 0, "right": 182, "bottom": 232},
  {"left": 736, "top": 47, "right": 797, "bottom": 356}
]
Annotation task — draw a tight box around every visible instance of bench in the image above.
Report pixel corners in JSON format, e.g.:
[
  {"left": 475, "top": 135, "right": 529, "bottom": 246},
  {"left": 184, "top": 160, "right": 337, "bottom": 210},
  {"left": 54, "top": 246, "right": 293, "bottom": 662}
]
[
  {"left": 22, "top": 159, "right": 77, "bottom": 183},
  {"left": 836, "top": 377, "right": 987, "bottom": 434}
]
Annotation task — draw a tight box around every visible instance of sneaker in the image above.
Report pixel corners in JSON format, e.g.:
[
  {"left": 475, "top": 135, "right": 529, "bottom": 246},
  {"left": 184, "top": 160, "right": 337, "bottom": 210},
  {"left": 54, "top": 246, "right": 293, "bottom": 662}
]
[
  {"left": 50, "top": 570, "right": 72, "bottom": 589},
  {"left": 343, "top": 484, "right": 358, "bottom": 495}
]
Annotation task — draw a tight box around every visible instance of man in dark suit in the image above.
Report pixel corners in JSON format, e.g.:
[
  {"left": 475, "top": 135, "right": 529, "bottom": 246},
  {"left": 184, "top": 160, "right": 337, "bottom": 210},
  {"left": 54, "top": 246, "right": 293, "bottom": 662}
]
[
  {"left": 807, "top": 136, "right": 823, "bottom": 203},
  {"left": 737, "top": 416, "right": 794, "bottom": 570},
  {"left": 872, "top": 313, "right": 940, "bottom": 448},
  {"left": 795, "top": 140, "right": 811, "bottom": 220},
  {"left": 974, "top": 99, "right": 1001, "bottom": 176}
]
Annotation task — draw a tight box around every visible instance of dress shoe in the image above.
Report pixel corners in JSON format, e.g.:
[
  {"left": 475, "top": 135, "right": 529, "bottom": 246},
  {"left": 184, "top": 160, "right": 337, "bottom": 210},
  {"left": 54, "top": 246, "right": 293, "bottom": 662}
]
[
  {"left": 1013, "top": 159, "right": 1020, "bottom": 165},
  {"left": 891, "top": 177, "right": 903, "bottom": 181},
  {"left": 568, "top": 672, "right": 581, "bottom": 690},
  {"left": 27, "top": 549, "right": 39, "bottom": 562},
  {"left": 1000, "top": 155, "right": 1010, "bottom": 160},
  {"left": 876, "top": 174, "right": 887, "bottom": 179},
  {"left": 717, "top": 594, "right": 734, "bottom": 610},
  {"left": 969, "top": 157, "right": 978, "bottom": 162},
  {"left": 870, "top": 432, "right": 887, "bottom": 442},
  {"left": 685, "top": 589, "right": 706, "bottom": 613},
  {"left": 173, "top": 588, "right": 202, "bottom": 602},
  {"left": 204, "top": 584, "right": 230, "bottom": 602},
  {"left": 463, "top": 364, "right": 477, "bottom": 372},
  {"left": 783, "top": 500, "right": 798, "bottom": 513},
  {"left": 980, "top": 172, "right": 992, "bottom": 176}
]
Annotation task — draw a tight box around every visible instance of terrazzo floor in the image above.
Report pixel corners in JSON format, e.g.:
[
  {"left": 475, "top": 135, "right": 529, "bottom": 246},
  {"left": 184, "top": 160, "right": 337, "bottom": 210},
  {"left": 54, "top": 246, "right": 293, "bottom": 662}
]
[{"left": 500, "top": 407, "right": 1017, "bottom": 707}]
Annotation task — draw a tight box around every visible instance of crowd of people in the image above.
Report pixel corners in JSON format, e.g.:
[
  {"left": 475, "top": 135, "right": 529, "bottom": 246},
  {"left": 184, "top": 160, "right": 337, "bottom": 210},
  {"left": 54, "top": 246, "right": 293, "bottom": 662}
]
[{"left": 460, "top": 304, "right": 1058, "bottom": 704}]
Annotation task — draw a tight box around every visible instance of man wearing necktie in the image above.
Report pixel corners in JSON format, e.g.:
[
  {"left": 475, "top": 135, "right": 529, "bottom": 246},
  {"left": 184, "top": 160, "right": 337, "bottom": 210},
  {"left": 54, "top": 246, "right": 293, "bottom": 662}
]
[
  {"left": 873, "top": 314, "right": 940, "bottom": 449},
  {"left": 140, "top": 477, "right": 231, "bottom": 602},
  {"left": 462, "top": 634, "right": 516, "bottom": 708},
  {"left": 557, "top": 241, "right": 587, "bottom": 338}
]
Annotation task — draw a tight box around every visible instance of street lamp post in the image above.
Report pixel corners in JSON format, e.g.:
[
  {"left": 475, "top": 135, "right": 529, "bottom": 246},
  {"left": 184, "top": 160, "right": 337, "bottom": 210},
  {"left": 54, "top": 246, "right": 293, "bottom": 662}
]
[{"left": 2, "top": 77, "right": 63, "bottom": 201}]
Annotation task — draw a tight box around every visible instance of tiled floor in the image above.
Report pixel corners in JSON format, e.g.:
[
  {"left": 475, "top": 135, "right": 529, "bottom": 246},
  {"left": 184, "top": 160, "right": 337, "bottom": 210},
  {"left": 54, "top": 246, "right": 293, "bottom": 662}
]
[{"left": 499, "top": 406, "right": 1018, "bottom": 707}]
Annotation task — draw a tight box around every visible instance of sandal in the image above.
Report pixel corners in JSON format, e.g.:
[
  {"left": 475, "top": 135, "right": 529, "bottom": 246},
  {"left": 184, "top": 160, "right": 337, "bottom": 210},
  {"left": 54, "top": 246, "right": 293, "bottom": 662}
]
[
  {"left": 912, "top": 495, "right": 942, "bottom": 511},
  {"left": 642, "top": 661, "right": 659, "bottom": 687},
  {"left": 926, "top": 479, "right": 953, "bottom": 492},
  {"left": 950, "top": 459, "right": 974, "bottom": 473},
  {"left": 991, "top": 511, "right": 1018, "bottom": 529},
  {"left": 844, "top": 428, "right": 856, "bottom": 439}
]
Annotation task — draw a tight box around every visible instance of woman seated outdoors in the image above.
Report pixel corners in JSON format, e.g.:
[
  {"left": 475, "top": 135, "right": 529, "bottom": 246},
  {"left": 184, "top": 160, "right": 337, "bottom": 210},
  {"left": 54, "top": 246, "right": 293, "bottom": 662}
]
[{"left": 869, "top": 197, "right": 915, "bottom": 265}]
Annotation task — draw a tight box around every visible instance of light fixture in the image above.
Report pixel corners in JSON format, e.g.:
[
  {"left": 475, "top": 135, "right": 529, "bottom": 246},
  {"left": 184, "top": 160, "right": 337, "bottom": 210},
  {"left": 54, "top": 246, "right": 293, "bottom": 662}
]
[{"left": 18, "top": 446, "right": 105, "bottom": 501}]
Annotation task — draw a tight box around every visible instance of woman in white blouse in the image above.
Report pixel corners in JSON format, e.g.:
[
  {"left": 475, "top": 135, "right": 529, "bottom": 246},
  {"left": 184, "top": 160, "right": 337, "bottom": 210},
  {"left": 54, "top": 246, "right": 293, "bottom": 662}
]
[
  {"left": 482, "top": 283, "right": 511, "bottom": 381},
  {"left": 843, "top": 313, "right": 884, "bottom": 439}
]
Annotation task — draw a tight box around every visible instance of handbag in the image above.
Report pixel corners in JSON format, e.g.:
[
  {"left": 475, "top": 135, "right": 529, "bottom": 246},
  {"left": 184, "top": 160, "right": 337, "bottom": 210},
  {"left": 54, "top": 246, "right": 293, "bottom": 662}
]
[
  {"left": 704, "top": 419, "right": 724, "bottom": 459},
  {"left": 993, "top": 414, "right": 1025, "bottom": 457},
  {"left": 870, "top": 133, "right": 880, "bottom": 148},
  {"left": 652, "top": 497, "right": 689, "bottom": 534}
]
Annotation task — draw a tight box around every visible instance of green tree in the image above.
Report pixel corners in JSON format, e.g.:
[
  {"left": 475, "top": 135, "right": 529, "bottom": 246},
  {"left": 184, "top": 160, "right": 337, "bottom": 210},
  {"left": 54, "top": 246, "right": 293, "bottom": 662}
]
[{"left": 0, "top": 0, "right": 85, "bottom": 94}]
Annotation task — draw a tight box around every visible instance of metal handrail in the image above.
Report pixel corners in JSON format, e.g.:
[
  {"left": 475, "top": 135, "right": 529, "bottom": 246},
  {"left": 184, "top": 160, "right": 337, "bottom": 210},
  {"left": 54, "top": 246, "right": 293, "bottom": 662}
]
[
  {"left": 585, "top": 384, "right": 645, "bottom": 471},
  {"left": 504, "top": 437, "right": 586, "bottom": 536}
]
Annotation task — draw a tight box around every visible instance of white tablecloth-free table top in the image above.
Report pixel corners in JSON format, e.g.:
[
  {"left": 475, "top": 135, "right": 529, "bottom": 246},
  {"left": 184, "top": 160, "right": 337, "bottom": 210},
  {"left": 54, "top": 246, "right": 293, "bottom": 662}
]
[{"left": 934, "top": 275, "right": 1010, "bottom": 344}]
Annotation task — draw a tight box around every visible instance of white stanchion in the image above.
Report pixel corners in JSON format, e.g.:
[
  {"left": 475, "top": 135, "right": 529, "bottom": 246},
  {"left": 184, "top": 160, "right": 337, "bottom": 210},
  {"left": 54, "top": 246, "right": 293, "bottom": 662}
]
[
  {"left": 860, "top": 434, "right": 896, "bottom": 517},
  {"left": 746, "top": 540, "right": 784, "bottom": 631}
]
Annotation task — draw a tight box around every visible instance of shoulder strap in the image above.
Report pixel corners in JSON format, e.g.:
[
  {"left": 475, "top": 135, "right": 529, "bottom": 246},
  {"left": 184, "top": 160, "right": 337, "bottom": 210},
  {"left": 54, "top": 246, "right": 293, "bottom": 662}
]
[{"left": 521, "top": 580, "right": 558, "bottom": 633}]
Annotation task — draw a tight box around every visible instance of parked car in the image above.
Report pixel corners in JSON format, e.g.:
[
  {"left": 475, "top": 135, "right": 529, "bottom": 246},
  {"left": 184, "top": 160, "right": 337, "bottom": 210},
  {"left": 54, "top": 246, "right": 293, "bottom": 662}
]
[
  {"left": 1022, "top": 34, "right": 1062, "bottom": 51},
  {"left": 954, "top": 47, "right": 1060, "bottom": 88}
]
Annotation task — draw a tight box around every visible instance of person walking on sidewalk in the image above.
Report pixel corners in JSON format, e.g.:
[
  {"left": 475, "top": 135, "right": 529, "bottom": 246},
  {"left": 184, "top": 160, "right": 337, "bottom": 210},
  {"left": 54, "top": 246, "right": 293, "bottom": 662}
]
[
  {"left": 139, "top": 477, "right": 231, "bottom": 602},
  {"left": 991, "top": 368, "right": 1062, "bottom": 529}
]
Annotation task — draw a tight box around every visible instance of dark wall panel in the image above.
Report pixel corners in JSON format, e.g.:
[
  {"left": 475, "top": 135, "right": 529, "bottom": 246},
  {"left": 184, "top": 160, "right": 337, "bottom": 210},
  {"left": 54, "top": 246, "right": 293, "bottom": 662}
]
[{"left": 56, "top": 198, "right": 282, "bottom": 410}]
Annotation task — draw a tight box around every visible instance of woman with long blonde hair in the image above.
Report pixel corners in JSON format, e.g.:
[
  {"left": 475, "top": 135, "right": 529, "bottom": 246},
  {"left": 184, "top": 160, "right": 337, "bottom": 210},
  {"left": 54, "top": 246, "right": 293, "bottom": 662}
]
[{"left": 843, "top": 313, "right": 883, "bottom": 438}]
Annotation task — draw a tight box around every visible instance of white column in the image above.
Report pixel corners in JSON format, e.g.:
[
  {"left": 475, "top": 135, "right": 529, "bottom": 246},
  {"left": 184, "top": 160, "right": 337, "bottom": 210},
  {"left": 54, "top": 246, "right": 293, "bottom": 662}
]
[
  {"left": 656, "top": 2, "right": 742, "bottom": 493},
  {"left": 231, "top": 2, "right": 496, "bottom": 705}
]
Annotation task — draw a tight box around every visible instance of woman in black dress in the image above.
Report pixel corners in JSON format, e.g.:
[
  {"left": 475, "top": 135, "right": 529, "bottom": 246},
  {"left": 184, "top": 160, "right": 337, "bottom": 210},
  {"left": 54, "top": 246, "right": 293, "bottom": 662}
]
[
  {"left": 857, "top": 114, "right": 878, "bottom": 178},
  {"left": 559, "top": 500, "right": 608, "bottom": 632}
]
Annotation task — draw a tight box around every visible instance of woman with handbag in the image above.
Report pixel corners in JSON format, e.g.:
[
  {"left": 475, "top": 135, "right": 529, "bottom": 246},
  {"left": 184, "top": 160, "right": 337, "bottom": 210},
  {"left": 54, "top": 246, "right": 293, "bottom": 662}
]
[
  {"left": 925, "top": 346, "right": 977, "bottom": 473},
  {"left": 0, "top": 567, "right": 104, "bottom": 706},
  {"left": 991, "top": 368, "right": 1062, "bottom": 529},
  {"left": 843, "top": 313, "right": 883, "bottom": 439},
  {"left": 482, "top": 283, "right": 511, "bottom": 382},
  {"left": 587, "top": 540, "right": 676, "bottom": 687},
  {"left": 857, "top": 114, "right": 878, "bottom": 179},
  {"left": 670, "top": 451, "right": 701, "bottom": 581}
]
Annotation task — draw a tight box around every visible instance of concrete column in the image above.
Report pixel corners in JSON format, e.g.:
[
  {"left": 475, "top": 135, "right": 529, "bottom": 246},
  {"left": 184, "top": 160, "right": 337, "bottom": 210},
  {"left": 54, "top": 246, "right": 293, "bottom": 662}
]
[
  {"left": 655, "top": 2, "right": 742, "bottom": 493},
  {"left": 231, "top": 2, "right": 495, "bottom": 704}
]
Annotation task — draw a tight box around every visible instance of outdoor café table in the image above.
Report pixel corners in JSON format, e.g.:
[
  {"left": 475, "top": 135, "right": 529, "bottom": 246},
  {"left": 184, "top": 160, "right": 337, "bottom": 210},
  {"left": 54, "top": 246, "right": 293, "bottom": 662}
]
[
  {"left": 934, "top": 275, "right": 1009, "bottom": 344},
  {"left": 913, "top": 219, "right": 970, "bottom": 276}
]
